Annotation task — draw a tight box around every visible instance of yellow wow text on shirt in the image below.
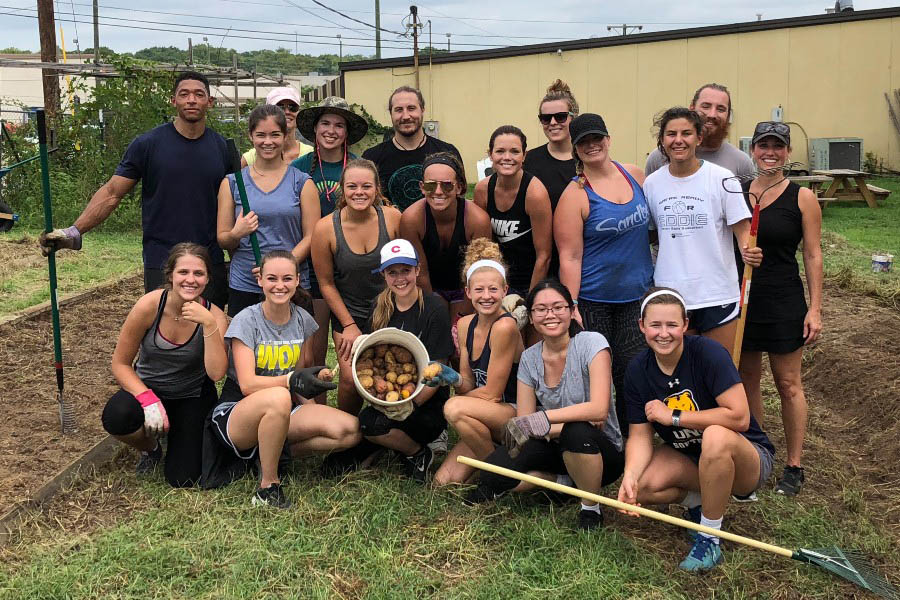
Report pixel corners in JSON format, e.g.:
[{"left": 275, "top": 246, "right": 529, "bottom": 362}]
[{"left": 256, "top": 343, "right": 302, "bottom": 371}]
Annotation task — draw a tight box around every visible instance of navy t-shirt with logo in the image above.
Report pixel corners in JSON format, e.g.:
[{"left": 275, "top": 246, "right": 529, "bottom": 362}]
[
  {"left": 625, "top": 335, "right": 774, "bottom": 458},
  {"left": 115, "top": 122, "right": 229, "bottom": 269}
]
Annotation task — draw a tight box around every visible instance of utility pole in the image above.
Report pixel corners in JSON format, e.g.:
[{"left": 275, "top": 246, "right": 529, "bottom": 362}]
[
  {"left": 92, "top": 0, "right": 99, "bottom": 64},
  {"left": 375, "top": 0, "right": 382, "bottom": 59},
  {"left": 233, "top": 54, "right": 240, "bottom": 125},
  {"left": 337, "top": 34, "right": 342, "bottom": 62},
  {"left": 446, "top": 32, "right": 451, "bottom": 52},
  {"left": 188, "top": 38, "right": 193, "bottom": 65},
  {"left": 410, "top": 5, "right": 420, "bottom": 89},
  {"left": 37, "top": 0, "right": 60, "bottom": 121},
  {"left": 607, "top": 24, "right": 642, "bottom": 35}
]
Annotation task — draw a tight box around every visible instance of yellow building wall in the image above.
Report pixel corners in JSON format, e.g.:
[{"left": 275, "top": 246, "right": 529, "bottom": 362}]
[{"left": 344, "top": 16, "right": 900, "bottom": 176}]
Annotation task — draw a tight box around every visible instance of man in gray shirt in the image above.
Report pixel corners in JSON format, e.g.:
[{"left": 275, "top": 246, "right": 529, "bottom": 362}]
[{"left": 645, "top": 83, "right": 754, "bottom": 178}]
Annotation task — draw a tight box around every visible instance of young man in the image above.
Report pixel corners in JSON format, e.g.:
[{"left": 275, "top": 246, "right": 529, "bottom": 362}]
[
  {"left": 644, "top": 83, "right": 754, "bottom": 179},
  {"left": 362, "top": 86, "right": 462, "bottom": 211},
  {"left": 39, "top": 71, "right": 231, "bottom": 307}
]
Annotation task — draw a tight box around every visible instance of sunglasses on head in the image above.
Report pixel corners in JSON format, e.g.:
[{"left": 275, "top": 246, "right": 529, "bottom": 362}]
[
  {"left": 421, "top": 180, "right": 456, "bottom": 194},
  {"left": 538, "top": 111, "right": 573, "bottom": 125},
  {"left": 277, "top": 102, "right": 300, "bottom": 113},
  {"left": 753, "top": 122, "right": 790, "bottom": 137}
]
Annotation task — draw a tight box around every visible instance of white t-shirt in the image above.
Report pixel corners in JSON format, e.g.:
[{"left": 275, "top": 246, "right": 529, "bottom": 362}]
[{"left": 643, "top": 160, "right": 750, "bottom": 309}]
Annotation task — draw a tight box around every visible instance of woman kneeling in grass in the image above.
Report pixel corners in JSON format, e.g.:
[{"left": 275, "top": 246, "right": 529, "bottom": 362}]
[
  {"left": 463, "top": 279, "right": 624, "bottom": 530},
  {"left": 617, "top": 287, "right": 774, "bottom": 571}
]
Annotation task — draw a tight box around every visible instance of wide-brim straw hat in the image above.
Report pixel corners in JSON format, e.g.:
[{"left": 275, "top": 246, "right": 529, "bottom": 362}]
[{"left": 298, "top": 96, "right": 369, "bottom": 146}]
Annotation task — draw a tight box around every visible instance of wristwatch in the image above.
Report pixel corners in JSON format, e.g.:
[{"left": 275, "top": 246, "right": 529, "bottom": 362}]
[{"left": 671, "top": 409, "right": 682, "bottom": 427}]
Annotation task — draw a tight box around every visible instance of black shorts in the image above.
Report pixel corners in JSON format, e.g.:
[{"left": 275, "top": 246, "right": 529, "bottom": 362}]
[
  {"left": 358, "top": 398, "right": 447, "bottom": 446},
  {"left": 689, "top": 302, "right": 739, "bottom": 333},
  {"left": 330, "top": 313, "right": 373, "bottom": 335},
  {"left": 144, "top": 263, "right": 228, "bottom": 310},
  {"left": 227, "top": 288, "right": 263, "bottom": 318},
  {"left": 742, "top": 319, "right": 805, "bottom": 354},
  {"left": 209, "top": 378, "right": 300, "bottom": 460}
]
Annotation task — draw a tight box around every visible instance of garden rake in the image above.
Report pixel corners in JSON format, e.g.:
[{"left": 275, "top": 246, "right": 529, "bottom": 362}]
[
  {"left": 721, "top": 161, "right": 803, "bottom": 366},
  {"left": 35, "top": 109, "right": 75, "bottom": 433},
  {"left": 458, "top": 456, "right": 897, "bottom": 598},
  {"left": 226, "top": 139, "right": 262, "bottom": 267}
]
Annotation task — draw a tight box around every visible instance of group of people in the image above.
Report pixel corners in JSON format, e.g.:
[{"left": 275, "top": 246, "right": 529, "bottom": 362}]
[{"left": 38, "top": 71, "right": 824, "bottom": 573}]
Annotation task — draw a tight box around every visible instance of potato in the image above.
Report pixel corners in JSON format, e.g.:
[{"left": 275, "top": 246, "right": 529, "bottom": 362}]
[
  {"left": 359, "top": 375, "right": 374, "bottom": 389},
  {"left": 396, "top": 373, "right": 412, "bottom": 385},
  {"left": 317, "top": 368, "right": 333, "bottom": 382},
  {"left": 384, "top": 351, "right": 396, "bottom": 365},
  {"left": 385, "top": 371, "right": 397, "bottom": 383},
  {"left": 356, "top": 359, "right": 374, "bottom": 370},
  {"left": 376, "top": 391, "right": 386, "bottom": 401},
  {"left": 393, "top": 348, "right": 412, "bottom": 363},
  {"left": 356, "top": 368, "right": 374, "bottom": 377},
  {"left": 374, "top": 344, "right": 388, "bottom": 358},
  {"left": 401, "top": 382, "right": 416, "bottom": 397},
  {"left": 373, "top": 357, "right": 385, "bottom": 367},
  {"left": 360, "top": 348, "right": 374, "bottom": 360},
  {"left": 385, "top": 391, "right": 400, "bottom": 403},
  {"left": 401, "top": 363, "right": 416, "bottom": 374},
  {"left": 374, "top": 377, "right": 388, "bottom": 394},
  {"left": 423, "top": 363, "right": 443, "bottom": 379},
  {"left": 385, "top": 381, "right": 395, "bottom": 392}
]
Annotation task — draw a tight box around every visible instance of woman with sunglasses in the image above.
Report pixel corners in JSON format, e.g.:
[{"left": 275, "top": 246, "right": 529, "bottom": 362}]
[
  {"left": 736, "top": 122, "right": 822, "bottom": 498},
  {"left": 293, "top": 97, "right": 370, "bottom": 400},
  {"left": 400, "top": 152, "right": 492, "bottom": 320},
  {"left": 555, "top": 113, "right": 651, "bottom": 436},
  {"left": 464, "top": 279, "right": 624, "bottom": 531},
  {"left": 240, "top": 87, "right": 312, "bottom": 167}
]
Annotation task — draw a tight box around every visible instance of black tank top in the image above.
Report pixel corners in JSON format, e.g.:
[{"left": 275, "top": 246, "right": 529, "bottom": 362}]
[
  {"left": 423, "top": 199, "right": 466, "bottom": 292},
  {"left": 487, "top": 172, "right": 535, "bottom": 293},
  {"left": 740, "top": 181, "right": 807, "bottom": 322},
  {"left": 465, "top": 312, "right": 519, "bottom": 403}
]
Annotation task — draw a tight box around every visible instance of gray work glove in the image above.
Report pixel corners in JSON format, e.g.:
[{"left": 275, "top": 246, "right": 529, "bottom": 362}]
[
  {"left": 39, "top": 225, "right": 82, "bottom": 256},
  {"left": 503, "top": 411, "right": 551, "bottom": 458}
]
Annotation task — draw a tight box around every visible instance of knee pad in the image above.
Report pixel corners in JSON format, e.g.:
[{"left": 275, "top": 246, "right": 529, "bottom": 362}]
[
  {"left": 358, "top": 407, "right": 392, "bottom": 438},
  {"left": 101, "top": 390, "right": 144, "bottom": 436}
]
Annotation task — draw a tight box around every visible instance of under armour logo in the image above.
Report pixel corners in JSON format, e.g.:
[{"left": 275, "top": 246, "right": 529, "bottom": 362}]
[{"left": 668, "top": 378, "right": 680, "bottom": 388}]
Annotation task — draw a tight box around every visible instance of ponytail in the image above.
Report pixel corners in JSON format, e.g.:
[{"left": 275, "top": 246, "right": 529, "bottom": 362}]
[{"left": 371, "top": 286, "right": 425, "bottom": 330}]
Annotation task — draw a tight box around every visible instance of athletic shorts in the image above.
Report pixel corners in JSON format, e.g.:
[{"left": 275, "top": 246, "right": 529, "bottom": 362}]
[
  {"left": 358, "top": 398, "right": 447, "bottom": 446},
  {"left": 210, "top": 379, "right": 301, "bottom": 460},
  {"left": 330, "top": 314, "right": 373, "bottom": 335},
  {"left": 689, "top": 302, "right": 739, "bottom": 333},
  {"left": 435, "top": 288, "right": 466, "bottom": 304},
  {"left": 742, "top": 319, "right": 805, "bottom": 354},
  {"left": 680, "top": 440, "right": 773, "bottom": 492}
]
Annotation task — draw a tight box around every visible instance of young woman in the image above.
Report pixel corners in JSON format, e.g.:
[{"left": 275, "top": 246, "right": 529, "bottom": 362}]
[
  {"left": 102, "top": 243, "right": 228, "bottom": 488},
  {"left": 352, "top": 239, "right": 454, "bottom": 482},
  {"left": 217, "top": 105, "right": 320, "bottom": 317},
  {"left": 241, "top": 87, "right": 312, "bottom": 167},
  {"left": 642, "top": 107, "right": 762, "bottom": 351},
  {"left": 474, "top": 126, "right": 553, "bottom": 298},
  {"left": 400, "top": 152, "right": 492, "bottom": 319},
  {"left": 737, "top": 122, "right": 823, "bottom": 497},
  {"left": 430, "top": 239, "right": 525, "bottom": 486},
  {"left": 617, "top": 288, "right": 775, "bottom": 572},
  {"left": 524, "top": 79, "right": 579, "bottom": 214},
  {"left": 292, "top": 97, "right": 369, "bottom": 397},
  {"left": 555, "top": 113, "right": 652, "bottom": 436},
  {"left": 204, "top": 251, "right": 358, "bottom": 507},
  {"left": 311, "top": 158, "right": 402, "bottom": 414},
  {"left": 464, "top": 280, "right": 624, "bottom": 530}
]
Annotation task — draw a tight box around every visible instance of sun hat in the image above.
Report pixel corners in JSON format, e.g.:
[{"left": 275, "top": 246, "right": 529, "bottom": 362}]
[
  {"left": 376, "top": 239, "right": 418, "bottom": 272},
  {"left": 266, "top": 86, "right": 301, "bottom": 108},
  {"left": 298, "top": 96, "right": 369, "bottom": 146},
  {"left": 569, "top": 113, "right": 609, "bottom": 146}
]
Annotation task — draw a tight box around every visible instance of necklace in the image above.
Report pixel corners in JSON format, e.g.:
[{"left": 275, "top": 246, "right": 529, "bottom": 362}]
[
  {"left": 251, "top": 162, "right": 281, "bottom": 178},
  {"left": 392, "top": 134, "right": 426, "bottom": 151}
]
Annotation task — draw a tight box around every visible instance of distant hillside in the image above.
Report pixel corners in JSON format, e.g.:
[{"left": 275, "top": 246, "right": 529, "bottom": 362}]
[{"left": 130, "top": 45, "right": 368, "bottom": 75}]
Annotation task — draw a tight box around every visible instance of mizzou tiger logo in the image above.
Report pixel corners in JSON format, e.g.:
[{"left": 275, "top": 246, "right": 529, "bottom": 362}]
[{"left": 665, "top": 389, "right": 698, "bottom": 412}]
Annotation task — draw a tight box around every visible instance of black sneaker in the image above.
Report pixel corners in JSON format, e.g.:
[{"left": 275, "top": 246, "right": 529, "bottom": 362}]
[
  {"left": 576, "top": 508, "right": 604, "bottom": 530},
  {"left": 463, "top": 485, "right": 505, "bottom": 506},
  {"left": 774, "top": 465, "right": 805, "bottom": 496},
  {"left": 321, "top": 439, "right": 382, "bottom": 478},
  {"left": 252, "top": 482, "right": 291, "bottom": 509},
  {"left": 135, "top": 443, "right": 162, "bottom": 475},
  {"left": 401, "top": 445, "right": 434, "bottom": 483}
]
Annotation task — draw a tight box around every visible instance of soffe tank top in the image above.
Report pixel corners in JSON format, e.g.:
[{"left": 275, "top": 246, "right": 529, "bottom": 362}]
[
  {"left": 487, "top": 172, "right": 535, "bottom": 293},
  {"left": 332, "top": 204, "right": 390, "bottom": 323},
  {"left": 423, "top": 198, "right": 466, "bottom": 292},
  {"left": 134, "top": 290, "right": 209, "bottom": 398},
  {"left": 465, "top": 312, "right": 519, "bottom": 403},
  {"left": 580, "top": 162, "right": 653, "bottom": 303}
]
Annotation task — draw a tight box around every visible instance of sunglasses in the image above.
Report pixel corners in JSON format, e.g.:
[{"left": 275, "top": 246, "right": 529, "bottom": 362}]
[
  {"left": 538, "top": 111, "right": 573, "bottom": 125},
  {"left": 276, "top": 102, "right": 300, "bottom": 113},
  {"left": 753, "top": 122, "right": 790, "bottom": 137},
  {"left": 421, "top": 180, "right": 456, "bottom": 194}
]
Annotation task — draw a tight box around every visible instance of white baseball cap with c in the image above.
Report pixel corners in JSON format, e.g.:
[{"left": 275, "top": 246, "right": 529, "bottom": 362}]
[{"left": 377, "top": 239, "right": 418, "bottom": 272}]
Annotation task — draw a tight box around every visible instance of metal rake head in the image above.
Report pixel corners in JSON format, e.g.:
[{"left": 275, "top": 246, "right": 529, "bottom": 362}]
[
  {"left": 58, "top": 390, "right": 76, "bottom": 434},
  {"left": 797, "top": 547, "right": 898, "bottom": 599},
  {"left": 722, "top": 161, "right": 804, "bottom": 196}
]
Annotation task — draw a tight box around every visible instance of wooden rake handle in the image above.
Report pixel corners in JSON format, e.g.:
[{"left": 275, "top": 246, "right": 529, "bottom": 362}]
[{"left": 457, "top": 455, "right": 793, "bottom": 558}]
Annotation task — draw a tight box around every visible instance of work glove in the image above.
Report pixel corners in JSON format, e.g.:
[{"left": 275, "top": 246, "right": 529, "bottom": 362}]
[
  {"left": 373, "top": 398, "right": 415, "bottom": 421},
  {"left": 288, "top": 365, "right": 337, "bottom": 398},
  {"left": 39, "top": 225, "right": 82, "bottom": 256},
  {"left": 136, "top": 389, "right": 169, "bottom": 439},
  {"left": 422, "top": 362, "right": 460, "bottom": 388},
  {"left": 503, "top": 411, "right": 551, "bottom": 458},
  {"left": 502, "top": 294, "right": 528, "bottom": 330}
]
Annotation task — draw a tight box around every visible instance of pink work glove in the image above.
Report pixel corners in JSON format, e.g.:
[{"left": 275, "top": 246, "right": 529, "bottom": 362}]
[{"left": 136, "top": 389, "right": 169, "bottom": 438}]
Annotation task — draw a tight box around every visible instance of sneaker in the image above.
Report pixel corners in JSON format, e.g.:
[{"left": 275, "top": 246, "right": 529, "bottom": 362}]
[
  {"left": 774, "top": 465, "right": 805, "bottom": 496},
  {"left": 251, "top": 482, "right": 291, "bottom": 509},
  {"left": 576, "top": 508, "right": 604, "bottom": 531},
  {"left": 731, "top": 491, "right": 758, "bottom": 503},
  {"left": 463, "top": 485, "right": 505, "bottom": 506},
  {"left": 679, "top": 535, "right": 723, "bottom": 572},
  {"left": 402, "top": 445, "right": 434, "bottom": 483},
  {"left": 135, "top": 443, "right": 162, "bottom": 475},
  {"left": 321, "top": 439, "right": 383, "bottom": 478},
  {"left": 427, "top": 429, "right": 449, "bottom": 455},
  {"left": 682, "top": 505, "right": 702, "bottom": 539}
]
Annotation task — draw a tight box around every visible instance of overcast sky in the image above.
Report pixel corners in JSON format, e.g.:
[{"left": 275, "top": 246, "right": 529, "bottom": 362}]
[{"left": 1, "top": 1, "right": 896, "bottom": 59}]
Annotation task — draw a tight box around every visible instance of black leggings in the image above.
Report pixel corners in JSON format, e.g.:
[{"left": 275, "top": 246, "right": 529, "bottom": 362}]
[
  {"left": 578, "top": 299, "right": 645, "bottom": 437},
  {"left": 477, "top": 422, "right": 624, "bottom": 495},
  {"left": 101, "top": 379, "right": 219, "bottom": 488}
]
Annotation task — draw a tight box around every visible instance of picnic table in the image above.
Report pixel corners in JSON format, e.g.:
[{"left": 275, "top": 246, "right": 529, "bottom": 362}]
[{"left": 811, "top": 169, "right": 889, "bottom": 209}]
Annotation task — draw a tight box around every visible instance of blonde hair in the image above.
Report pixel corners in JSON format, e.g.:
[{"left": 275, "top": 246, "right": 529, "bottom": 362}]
[
  {"left": 539, "top": 79, "right": 579, "bottom": 116},
  {"left": 371, "top": 284, "right": 425, "bottom": 330},
  {"left": 461, "top": 238, "right": 507, "bottom": 286},
  {"left": 336, "top": 158, "right": 387, "bottom": 209}
]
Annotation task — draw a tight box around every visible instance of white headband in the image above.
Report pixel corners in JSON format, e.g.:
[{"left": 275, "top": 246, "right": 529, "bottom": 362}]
[
  {"left": 640, "top": 290, "right": 687, "bottom": 316},
  {"left": 466, "top": 259, "right": 506, "bottom": 283}
]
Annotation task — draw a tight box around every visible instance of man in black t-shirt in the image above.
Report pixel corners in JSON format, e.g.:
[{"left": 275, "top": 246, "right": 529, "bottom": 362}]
[
  {"left": 40, "top": 71, "right": 230, "bottom": 307},
  {"left": 362, "top": 86, "right": 462, "bottom": 211}
]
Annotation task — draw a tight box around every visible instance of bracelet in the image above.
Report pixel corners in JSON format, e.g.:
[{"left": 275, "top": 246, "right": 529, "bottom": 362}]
[
  {"left": 341, "top": 321, "right": 356, "bottom": 329},
  {"left": 203, "top": 325, "right": 219, "bottom": 338}
]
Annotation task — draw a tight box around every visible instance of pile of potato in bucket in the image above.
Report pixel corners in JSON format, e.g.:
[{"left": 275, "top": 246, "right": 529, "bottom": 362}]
[{"left": 351, "top": 328, "right": 430, "bottom": 406}]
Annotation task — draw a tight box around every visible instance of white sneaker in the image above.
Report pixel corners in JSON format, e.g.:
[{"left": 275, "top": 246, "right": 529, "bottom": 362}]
[
  {"left": 731, "top": 491, "right": 758, "bottom": 503},
  {"left": 428, "top": 429, "right": 449, "bottom": 455}
]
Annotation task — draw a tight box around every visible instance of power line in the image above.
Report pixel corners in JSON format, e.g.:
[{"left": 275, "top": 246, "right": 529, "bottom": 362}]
[{"left": 304, "top": 0, "right": 404, "bottom": 36}]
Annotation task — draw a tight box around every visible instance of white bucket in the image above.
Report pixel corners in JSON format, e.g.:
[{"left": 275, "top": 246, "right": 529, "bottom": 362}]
[
  {"left": 872, "top": 254, "right": 894, "bottom": 273},
  {"left": 351, "top": 327, "right": 430, "bottom": 407}
]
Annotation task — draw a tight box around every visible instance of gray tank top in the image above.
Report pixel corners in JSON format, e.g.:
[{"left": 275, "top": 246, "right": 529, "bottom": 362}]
[
  {"left": 134, "top": 290, "right": 209, "bottom": 399},
  {"left": 332, "top": 204, "right": 390, "bottom": 324}
]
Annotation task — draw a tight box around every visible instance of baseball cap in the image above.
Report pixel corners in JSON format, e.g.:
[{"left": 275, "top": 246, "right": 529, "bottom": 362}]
[
  {"left": 266, "top": 86, "right": 301, "bottom": 107},
  {"left": 751, "top": 121, "right": 791, "bottom": 146},
  {"left": 376, "top": 239, "right": 418, "bottom": 272},
  {"left": 569, "top": 113, "right": 609, "bottom": 146}
]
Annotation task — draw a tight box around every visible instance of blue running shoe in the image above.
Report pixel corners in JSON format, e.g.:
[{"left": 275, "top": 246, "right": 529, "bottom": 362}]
[{"left": 679, "top": 535, "right": 723, "bottom": 572}]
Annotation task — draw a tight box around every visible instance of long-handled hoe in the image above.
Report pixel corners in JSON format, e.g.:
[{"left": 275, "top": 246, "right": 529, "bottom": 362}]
[{"left": 458, "top": 456, "right": 897, "bottom": 598}]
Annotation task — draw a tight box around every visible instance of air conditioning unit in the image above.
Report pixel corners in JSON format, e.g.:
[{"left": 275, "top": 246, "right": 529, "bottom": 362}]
[
  {"left": 810, "top": 137, "right": 863, "bottom": 171},
  {"left": 739, "top": 136, "right": 752, "bottom": 156}
]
